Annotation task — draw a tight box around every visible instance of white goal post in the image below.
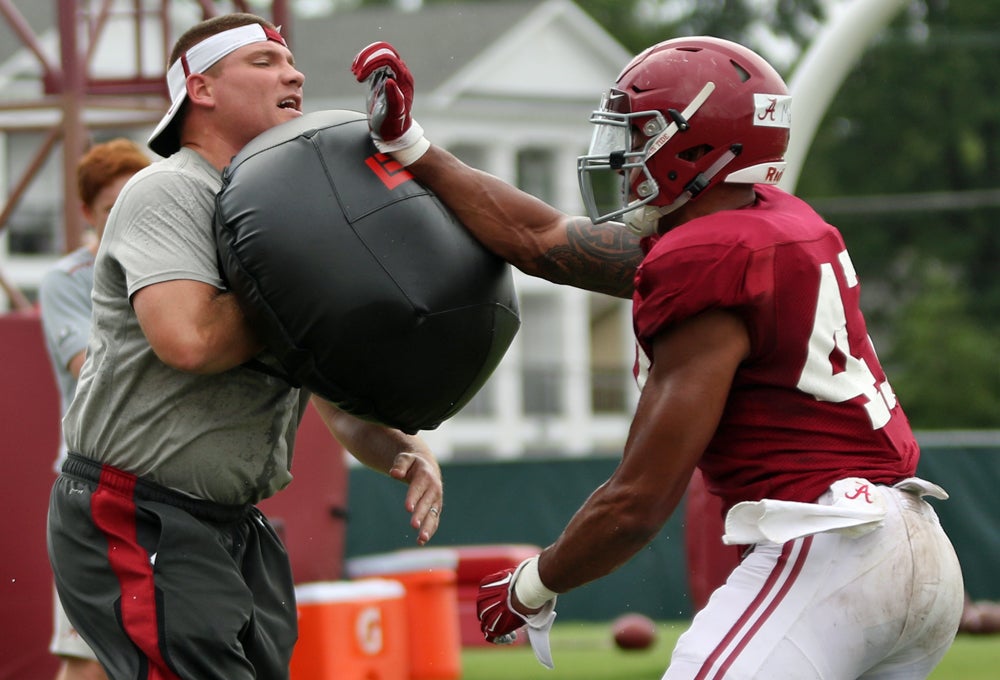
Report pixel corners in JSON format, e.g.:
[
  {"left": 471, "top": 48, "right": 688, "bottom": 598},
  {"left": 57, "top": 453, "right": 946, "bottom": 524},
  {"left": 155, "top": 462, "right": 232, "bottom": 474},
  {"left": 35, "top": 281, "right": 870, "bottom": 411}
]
[{"left": 780, "top": 0, "right": 910, "bottom": 192}]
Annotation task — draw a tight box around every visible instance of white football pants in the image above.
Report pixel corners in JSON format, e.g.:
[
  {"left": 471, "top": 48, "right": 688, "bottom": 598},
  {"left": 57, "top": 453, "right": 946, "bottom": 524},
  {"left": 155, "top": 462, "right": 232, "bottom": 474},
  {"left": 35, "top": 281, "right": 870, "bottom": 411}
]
[{"left": 664, "top": 485, "right": 964, "bottom": 679}]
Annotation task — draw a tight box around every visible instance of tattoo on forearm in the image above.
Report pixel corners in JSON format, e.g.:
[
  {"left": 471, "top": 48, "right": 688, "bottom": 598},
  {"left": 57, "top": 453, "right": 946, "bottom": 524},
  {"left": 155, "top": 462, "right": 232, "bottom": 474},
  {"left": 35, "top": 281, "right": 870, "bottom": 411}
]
[{"left": 533, "top": 217, "right": 644, "bottom": 298}]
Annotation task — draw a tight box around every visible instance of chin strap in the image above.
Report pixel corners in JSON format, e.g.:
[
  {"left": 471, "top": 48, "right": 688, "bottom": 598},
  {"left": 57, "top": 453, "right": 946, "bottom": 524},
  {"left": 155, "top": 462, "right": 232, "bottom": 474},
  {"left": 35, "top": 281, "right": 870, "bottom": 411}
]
[
  {"left": 626, "top": 145, "right": 742, "bottom": 236},
  {"left": 624, "top": 204, "right": 669, "bottom": 236}
]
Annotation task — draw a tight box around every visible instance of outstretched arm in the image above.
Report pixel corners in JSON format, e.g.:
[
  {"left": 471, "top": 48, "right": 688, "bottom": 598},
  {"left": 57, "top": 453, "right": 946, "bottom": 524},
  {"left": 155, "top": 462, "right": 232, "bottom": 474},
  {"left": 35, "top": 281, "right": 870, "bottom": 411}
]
[
  {"left": 407, "top": 146, "right": 642, "bottom": 298},
  {"left": 352, "top": 41, "right": 643, "bottom": 299}
]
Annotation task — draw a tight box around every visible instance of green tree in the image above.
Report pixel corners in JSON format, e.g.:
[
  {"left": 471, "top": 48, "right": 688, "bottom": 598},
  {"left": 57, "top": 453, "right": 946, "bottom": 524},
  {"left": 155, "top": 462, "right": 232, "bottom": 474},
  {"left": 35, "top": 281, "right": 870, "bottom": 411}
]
[
  {"left": 794, "top": 0, "right": 1000, "bottom": 427},
  {"left": 886, "top": 257, "right": 1000, "bottom": 428},
  {"left": 574, "top": 0, "right": 823, "bottom": 61},
  {"left": 577, "top": 0, "right": 1000, "bottom": 426}
]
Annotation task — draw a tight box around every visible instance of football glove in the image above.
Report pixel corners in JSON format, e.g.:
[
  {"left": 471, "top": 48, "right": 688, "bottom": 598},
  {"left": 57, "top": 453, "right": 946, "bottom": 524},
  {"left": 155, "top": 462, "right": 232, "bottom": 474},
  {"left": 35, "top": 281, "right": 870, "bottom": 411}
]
[
  {"left": 477, "top": 557, "right": 558, "bottom": 669},
  {"left": 351, "top": 41, "right": 429, "bottom": 165}
]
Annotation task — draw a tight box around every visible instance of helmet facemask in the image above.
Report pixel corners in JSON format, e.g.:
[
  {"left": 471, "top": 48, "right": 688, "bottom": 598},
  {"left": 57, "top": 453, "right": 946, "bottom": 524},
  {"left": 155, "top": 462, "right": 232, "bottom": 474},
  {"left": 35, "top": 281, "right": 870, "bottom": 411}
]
[{"left": 578, "top": 82, "right": 717, "bottom": 236}]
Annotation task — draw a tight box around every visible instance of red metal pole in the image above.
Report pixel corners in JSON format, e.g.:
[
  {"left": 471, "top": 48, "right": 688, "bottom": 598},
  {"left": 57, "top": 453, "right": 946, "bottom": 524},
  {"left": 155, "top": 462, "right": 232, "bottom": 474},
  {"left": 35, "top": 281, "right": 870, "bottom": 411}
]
[{"left": 58, "top": 0, "right": 87, "bottom": 252}]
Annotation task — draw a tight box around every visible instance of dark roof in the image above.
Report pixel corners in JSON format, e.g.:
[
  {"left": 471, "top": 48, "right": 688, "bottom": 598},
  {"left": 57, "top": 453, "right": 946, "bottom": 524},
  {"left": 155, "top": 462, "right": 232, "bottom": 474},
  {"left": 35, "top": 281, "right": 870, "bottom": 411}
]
[{"left": 291, "top": 1, "right": 539, "bottom": 101}]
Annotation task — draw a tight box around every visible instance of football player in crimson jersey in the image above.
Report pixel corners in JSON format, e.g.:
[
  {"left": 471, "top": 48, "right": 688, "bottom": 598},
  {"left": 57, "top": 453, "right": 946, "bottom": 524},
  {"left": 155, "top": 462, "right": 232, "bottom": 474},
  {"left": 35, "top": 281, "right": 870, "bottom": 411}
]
[{"left": 353, "top": 37, "right": 965, "bottom": 677}]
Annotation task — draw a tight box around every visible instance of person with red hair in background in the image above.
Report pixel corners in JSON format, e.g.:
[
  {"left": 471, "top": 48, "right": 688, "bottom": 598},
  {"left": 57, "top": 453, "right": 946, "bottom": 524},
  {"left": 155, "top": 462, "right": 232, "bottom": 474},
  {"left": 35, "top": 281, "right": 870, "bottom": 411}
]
[{"left": 39, "top": 137, "right": 151, "bottom": 680}]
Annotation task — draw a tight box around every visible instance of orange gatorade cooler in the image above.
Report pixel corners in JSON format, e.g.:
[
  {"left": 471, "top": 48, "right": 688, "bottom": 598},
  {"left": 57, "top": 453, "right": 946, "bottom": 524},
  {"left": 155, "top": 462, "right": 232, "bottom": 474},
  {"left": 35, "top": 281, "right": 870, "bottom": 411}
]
[
  {"left": 349, "top": 546, "right": 540, "bottom": 648},
  {"left": 346, "top": 551, "right": 461, "bottom": 680},
  {"left": 291, "top": 579, "right": 409, "bottom": 680}
]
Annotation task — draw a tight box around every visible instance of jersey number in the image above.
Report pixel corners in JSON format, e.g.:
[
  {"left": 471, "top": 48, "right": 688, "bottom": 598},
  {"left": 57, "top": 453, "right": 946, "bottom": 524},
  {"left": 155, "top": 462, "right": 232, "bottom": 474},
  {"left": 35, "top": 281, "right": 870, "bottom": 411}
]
[{"left": 796, "top": 258, "right": 896, "bottom": 430}]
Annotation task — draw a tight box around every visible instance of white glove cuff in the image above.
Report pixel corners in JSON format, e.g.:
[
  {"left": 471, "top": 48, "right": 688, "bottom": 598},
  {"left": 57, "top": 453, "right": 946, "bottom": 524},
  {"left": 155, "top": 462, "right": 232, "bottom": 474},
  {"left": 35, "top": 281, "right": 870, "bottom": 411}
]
[
  {"left": 512, "top": 556, "right": 558, "bottom": 610},
  {"left": 374, "top": 121, "right": 430, "bottom": 166},
  {"left": 393, "top": 136, "right": 430, "bottom": 166}
]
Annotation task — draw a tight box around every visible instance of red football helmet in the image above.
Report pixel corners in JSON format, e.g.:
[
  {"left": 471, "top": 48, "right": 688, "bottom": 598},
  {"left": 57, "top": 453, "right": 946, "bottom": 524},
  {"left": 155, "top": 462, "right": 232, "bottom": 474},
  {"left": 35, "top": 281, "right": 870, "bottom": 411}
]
[{"left": 578, "top": 36, "right": 791, "bottom": 235}]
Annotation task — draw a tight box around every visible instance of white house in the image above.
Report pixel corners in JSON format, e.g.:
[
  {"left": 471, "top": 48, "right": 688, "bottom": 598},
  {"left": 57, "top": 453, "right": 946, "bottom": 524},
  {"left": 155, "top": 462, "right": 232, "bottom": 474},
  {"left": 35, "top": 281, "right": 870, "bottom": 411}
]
[{"left": 0, "top": 0, "right": 639, "bottom": 460}]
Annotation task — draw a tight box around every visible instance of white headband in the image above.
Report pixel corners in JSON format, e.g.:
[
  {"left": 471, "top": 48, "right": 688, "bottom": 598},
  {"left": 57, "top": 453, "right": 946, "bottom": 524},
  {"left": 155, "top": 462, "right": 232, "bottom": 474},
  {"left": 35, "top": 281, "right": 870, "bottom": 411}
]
[{"left": 147, "top": 23, "right": 286, "bottom": 157}]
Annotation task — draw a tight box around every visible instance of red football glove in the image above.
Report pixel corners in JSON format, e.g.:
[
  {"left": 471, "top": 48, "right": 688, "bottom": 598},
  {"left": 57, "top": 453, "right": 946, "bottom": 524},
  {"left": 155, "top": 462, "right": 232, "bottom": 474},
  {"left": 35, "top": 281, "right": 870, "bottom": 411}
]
[
  {"left": 477, "top": 559, "right": 558, "bottom": 668},
  {"left": 477, "top": 568, "right": 525, "bottom": 644},
  {"left": 351, "top": 41, "right": 425, "bottom": 160}
]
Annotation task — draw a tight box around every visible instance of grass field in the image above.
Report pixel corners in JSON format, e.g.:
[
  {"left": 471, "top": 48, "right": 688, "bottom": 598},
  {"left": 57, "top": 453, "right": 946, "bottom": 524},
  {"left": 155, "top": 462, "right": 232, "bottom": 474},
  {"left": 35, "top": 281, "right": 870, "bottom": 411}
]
[{"left": 459, "top": 621, "right": 1000, "bottom": 679}]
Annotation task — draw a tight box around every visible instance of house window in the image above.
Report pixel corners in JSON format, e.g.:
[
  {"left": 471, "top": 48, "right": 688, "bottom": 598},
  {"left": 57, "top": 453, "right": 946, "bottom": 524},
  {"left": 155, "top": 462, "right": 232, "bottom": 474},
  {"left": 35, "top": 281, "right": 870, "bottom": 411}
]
[
  {"left": 7, "top": 205, "right": 58, "bottom": 254},
  {"left": 448, "top": 144, "right": 486, "bottom": 170},
  {"left": 591, "top": 365, "right": 629, "bottom": 413},
  {"left": 589, "top": 295, "right": 631, "bottom": 413},
  {"left": 516, "top": 148, "right": 556, "bottom": 203},
  {"left": 522, "top": 363, "right": 561, "bottom": 415},
  {"left": 6, "top": 132, "right": 62, "bottom": 255},
  {"left": 460, "top": 380, "right": 495, "bottom": 417},
  {"left": 519, "top": 294, "right": 563, "bottom": 415}
]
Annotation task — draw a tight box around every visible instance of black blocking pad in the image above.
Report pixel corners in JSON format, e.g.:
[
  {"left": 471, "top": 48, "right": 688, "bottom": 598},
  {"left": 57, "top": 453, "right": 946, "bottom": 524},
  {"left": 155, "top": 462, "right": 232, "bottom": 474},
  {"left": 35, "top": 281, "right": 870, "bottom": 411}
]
[{"left": 215, "top": 110, "right": 520, "bottom": 433}]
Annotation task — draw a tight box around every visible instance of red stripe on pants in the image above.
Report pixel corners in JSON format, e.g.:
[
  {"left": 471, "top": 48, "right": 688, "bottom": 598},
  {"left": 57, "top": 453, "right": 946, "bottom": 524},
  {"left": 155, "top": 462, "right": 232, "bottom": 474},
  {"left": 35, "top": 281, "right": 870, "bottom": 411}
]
[
  {"left": 91, "top": 466, "right": 180, "bottom": 680},
  {"left": 694, "top": 536, "right": 813, "bottom": 680}
]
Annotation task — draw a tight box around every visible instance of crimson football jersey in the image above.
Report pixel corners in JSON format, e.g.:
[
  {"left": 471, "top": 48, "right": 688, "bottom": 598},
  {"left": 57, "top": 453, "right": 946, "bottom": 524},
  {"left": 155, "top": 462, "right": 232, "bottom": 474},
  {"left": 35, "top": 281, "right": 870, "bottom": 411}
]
[{"left": 633, "top": 184, "right": 918, "bottom": 509}]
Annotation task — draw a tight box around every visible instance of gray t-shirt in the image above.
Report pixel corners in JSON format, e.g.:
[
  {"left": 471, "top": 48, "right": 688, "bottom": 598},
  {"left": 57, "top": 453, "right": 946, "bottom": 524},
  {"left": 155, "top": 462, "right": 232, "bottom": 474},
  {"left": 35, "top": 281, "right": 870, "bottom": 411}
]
[
  {"left": 64, "top": 148, "right": 307, "bottom": 505},
  {"left": 39, "top": 246, "right": 95, "bottom": 469}
]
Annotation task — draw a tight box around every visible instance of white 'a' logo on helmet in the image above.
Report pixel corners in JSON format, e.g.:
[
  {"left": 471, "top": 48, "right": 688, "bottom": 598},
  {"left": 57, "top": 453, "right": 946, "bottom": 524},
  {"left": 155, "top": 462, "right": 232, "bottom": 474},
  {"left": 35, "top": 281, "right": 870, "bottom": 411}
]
[{"left": 753, "top": 94, "right": 792, "bottom": 129}]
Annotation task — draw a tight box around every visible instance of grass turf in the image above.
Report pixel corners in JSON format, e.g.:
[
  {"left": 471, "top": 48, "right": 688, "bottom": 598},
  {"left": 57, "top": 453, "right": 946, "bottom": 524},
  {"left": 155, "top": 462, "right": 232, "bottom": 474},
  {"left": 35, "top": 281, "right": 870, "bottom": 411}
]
[{"left": 459, "top": 621, "right": 1000, "bottom": 679}]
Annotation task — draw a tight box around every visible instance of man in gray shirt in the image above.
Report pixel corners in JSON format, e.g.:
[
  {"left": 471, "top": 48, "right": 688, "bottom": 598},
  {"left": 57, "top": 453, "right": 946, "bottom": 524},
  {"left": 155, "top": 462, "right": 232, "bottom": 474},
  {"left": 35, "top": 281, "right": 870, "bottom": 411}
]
[{"left": 48, "top": 14, "right": 444, "bottom": 680}]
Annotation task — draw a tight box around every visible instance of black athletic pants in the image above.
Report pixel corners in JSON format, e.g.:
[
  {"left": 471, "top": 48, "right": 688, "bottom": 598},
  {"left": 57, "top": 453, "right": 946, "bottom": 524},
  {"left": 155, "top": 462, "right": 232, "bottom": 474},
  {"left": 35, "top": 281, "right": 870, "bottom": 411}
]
[{"left": 47, "top": 454, "right": 297, "bottom": 680}]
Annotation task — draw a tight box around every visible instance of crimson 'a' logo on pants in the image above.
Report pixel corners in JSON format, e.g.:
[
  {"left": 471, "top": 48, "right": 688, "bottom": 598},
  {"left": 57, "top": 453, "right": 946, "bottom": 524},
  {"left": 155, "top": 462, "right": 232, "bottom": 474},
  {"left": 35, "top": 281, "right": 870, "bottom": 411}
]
[{"left": 365, "top": 152, "right": 414, "bottom": 190}]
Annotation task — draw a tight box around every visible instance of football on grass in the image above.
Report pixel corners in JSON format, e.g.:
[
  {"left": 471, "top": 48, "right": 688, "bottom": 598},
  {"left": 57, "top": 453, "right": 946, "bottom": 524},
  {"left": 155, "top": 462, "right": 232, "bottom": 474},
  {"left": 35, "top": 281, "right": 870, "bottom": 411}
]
[{"left": 611, "top": 613, "right": 657, "bottom": 650}]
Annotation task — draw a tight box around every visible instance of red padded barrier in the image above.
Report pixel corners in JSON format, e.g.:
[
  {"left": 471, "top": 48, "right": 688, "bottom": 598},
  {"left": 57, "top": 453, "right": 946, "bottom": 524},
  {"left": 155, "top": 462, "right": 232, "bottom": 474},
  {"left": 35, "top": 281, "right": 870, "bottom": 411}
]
[{"left": 0, "top": 311, "right": 62, "bottom": 680}]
